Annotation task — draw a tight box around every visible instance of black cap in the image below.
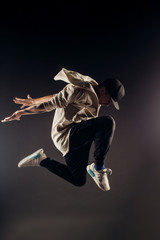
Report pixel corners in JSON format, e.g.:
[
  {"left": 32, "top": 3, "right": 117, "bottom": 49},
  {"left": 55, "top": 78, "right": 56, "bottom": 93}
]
[{"left": 100, "top": 78, "right": 125, "bottom": 110}]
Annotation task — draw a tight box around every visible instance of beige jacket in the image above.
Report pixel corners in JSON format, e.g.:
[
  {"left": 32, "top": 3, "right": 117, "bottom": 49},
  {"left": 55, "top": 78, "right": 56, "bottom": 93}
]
[{"left": 43, "top": 68, "right": 101, "bottom": 156}]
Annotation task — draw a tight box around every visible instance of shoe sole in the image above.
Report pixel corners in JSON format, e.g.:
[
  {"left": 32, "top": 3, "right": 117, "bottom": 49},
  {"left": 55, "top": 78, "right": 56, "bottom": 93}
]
[{"left": 18, "top": 148, "right": 44, "bottom": 168}]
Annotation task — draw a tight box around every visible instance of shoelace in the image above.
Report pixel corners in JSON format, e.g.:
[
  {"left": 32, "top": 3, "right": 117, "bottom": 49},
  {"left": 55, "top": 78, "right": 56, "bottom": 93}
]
[
  {"left": 26, "top": 158, "right": 40, "bottom": 166},
  {"left": 99, "top": 168, "right": 112, "bottom": 175},
  {"left": 106, "top": 168, "right": 112, "bottom": 175},
  {"left": 95, "top": 168, "right": 112, "bottom": 181},
  {"left": 33, "top": 158, "right": 40, "bottom": 165}
]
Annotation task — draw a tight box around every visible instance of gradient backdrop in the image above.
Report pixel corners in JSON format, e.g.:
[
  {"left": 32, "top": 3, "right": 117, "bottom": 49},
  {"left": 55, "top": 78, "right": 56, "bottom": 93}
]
[{"left": 0, "top": 2, "right": 160, "bottom": 240}]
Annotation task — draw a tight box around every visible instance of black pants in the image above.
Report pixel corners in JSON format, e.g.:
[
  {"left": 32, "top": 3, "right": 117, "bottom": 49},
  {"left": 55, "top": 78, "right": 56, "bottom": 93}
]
[{"left": 40, "top": 116, "right": 115, "bottom": 187}]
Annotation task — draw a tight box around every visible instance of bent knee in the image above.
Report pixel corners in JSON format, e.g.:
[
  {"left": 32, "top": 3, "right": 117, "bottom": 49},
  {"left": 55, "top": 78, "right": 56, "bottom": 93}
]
[
  {"left": 108, "top": 116, "right": 116, "bottom": 131},
  {"left": 73, "top": 179, "right": 86, "bottom": 187}
]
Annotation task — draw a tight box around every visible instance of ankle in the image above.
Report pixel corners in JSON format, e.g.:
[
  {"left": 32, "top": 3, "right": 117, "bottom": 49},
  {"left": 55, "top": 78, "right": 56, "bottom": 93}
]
[{"left": 94, "top": 163, "right": 105, "bottom": 171}]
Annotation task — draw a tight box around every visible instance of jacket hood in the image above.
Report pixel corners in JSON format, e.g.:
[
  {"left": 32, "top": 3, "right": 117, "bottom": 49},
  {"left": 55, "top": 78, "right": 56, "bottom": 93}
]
[{"left": 54, "top": 68, "right": 98, "bottom": 88}]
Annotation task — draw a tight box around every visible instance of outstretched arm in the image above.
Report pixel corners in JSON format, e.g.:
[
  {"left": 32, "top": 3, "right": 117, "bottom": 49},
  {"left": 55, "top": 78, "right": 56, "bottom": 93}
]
[
  {"left": 13, "top": 94, "right": 55, "bottom": 109},
  {"left": 1, "top": 103, "right": 47, "bottom": 123},
  {"left": 2, "top": 85, "right": 74, "bottom": 122}
]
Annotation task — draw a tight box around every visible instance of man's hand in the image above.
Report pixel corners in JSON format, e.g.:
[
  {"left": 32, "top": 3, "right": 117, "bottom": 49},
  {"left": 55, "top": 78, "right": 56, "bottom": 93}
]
[
  {"left": 1, "top": 94, "right": 52, "bottom": 123},
  {"left": 1, "top": 110, "right": 23, "bottom": 122},
  {"left": 13, "top": 94, "right": 34, "bottom": 109}
]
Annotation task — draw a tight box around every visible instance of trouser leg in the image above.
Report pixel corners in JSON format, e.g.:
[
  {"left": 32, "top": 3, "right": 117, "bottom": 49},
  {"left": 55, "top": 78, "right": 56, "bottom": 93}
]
[
  {"left": 40, "top": 143, "right": 91, "bottom": 186},
  {"left": 69, "top": 116, "right": 116, "bottom": 169},
  {"left": 40, "top": 158, "right": 74, "bottom": 184},
  {"left": 40, "top": 116, "right": 115, "bottom": 186},
  {"left": 93, "top": 116, "right": 116, "bottom": 169},
  {"left": 65, "top": 143, "right": 92, "bottom": 186}
]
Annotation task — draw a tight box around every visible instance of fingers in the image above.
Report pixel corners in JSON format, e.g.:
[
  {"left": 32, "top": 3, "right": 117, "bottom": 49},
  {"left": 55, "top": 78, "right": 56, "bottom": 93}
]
[
  {"left": 13, "top": 98, "right": 27, "bottom": 108},
  {"left": 1, "top": 119, "right": 20, "bottom": 122},
  {"left": 14, "top": 97, "right": 22, "bottom": 101},
  {"left": 1, "top": 119, "right": 7, "bottom": 122},
  {"left": 13, "top": 95, "right": 33, "bottom": 106},
  {"left": 1, "top": 115, "right": 20, "bottom": 122},
  {"left": 1, "top": 117, "right": 13, "bottom": 122},
  {"left": 27, "top": 94, "right": 32, "bottom": 99},
  {"left": 1, "top": 118, "right": 10, "bottom": 122},
  {"left": 13, "top": 97, "right": 24, "bottom": 104}
]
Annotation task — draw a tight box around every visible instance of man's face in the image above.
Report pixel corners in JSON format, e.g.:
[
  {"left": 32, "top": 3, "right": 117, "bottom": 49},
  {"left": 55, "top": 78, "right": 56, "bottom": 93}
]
[{"left": 98, "top": 87, "right": 112, "bottom": 107}]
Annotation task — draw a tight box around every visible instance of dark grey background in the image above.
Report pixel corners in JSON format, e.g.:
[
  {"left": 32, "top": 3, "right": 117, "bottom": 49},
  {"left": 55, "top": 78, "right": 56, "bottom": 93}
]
[{"left": 0, "top": 1, "right": 160, "bottom": 240}]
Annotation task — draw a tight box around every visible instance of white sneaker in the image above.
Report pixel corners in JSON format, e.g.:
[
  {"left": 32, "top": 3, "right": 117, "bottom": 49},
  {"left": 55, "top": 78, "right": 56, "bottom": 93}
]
[
  {"left": 18, "top": 149, "right": 47, "bottom": 168},
  {"left": 87, "top": 163, "right": 112, "bottom": 191}
]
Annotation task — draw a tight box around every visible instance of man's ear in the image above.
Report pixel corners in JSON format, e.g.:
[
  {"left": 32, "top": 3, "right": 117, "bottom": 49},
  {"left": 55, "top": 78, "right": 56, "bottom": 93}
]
[{"left": 100, "top": 87, "right": 106, "bottom": 94}]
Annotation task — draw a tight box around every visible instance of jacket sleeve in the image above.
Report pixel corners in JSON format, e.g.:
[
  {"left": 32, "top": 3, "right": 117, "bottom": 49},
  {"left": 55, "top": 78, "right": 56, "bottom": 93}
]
[{"left": 43, "top": 84, "right": 75, "bottom": 112}]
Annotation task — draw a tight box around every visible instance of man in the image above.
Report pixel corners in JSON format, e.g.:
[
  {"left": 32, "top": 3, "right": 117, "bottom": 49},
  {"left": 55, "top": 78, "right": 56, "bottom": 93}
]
[{"left": 1, "top": 68, "right": 125, "bottom": 191}]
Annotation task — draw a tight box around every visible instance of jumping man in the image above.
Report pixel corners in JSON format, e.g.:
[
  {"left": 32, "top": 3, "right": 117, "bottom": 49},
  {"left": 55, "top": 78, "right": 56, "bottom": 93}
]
[{"left": 1, "top": 68, "right": 125, "bottom": 191}]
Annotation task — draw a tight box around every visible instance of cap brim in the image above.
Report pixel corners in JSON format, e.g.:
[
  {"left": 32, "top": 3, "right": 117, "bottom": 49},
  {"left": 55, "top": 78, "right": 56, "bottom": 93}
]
[{"left": 112, "top": 98, "right": 119, "bottom": 110}]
